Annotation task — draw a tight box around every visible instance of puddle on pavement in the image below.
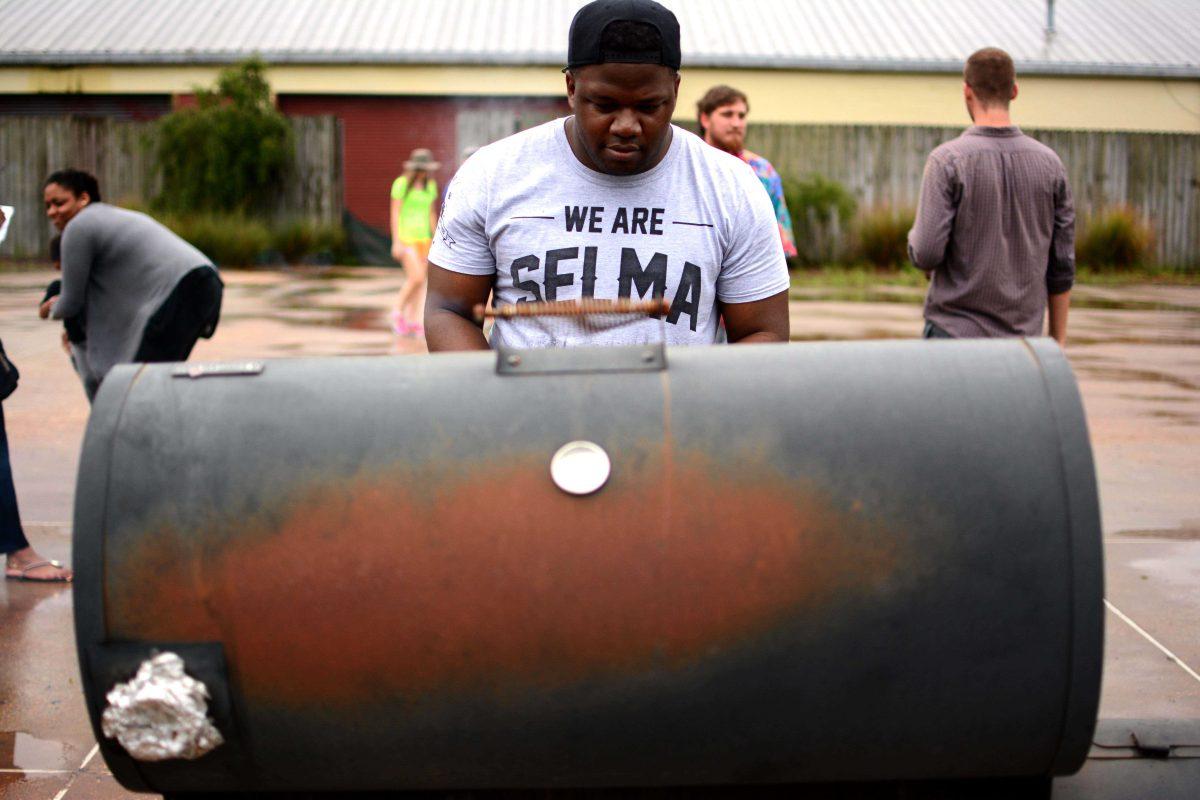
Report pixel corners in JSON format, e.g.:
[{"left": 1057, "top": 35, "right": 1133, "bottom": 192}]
[
  {"left": 276, "top": 285, "right": 341, "bottom": 302},
  {"left": 279, "top": 266, "right": 384, "bottom": 281},
  {"left": 786, "top": 287, "right": 1200, "bottom": 313},
  {"left": 331, "top": 308, "right": 387, "bottom": 331},
  {"left": 791, "top": 331, "right": 907, "bottom": 342},
  {"left": 0, "top": 279, "right": 59, "bottom": 295},
  {"left": 0, "top": 774, "right": 70, "bottom": 795},
  {"left": 1144, "top": 409, "right": 1200, "bottom": 425},
  {"left": 223, "top": 306, "right": 390, "bottom": 332},
  {"left": 282, "top": 308, "right": 390, "bottom": 332},
  {"left": 0, "top": 582, "right": 74, "bottom": 614},
  {"left": 789, "top": 289, "right": 925, "bottom": 305},
  {"left": 0, "top": 732, "right": 72, "bottom": 771},
  {"left": 1069, "top": 335, "right": 1200, "bottom": 347},
  {"left": 1070, "top": 298, "right": 1200, "bottom": 313},
  {"left": 1119, "top": 393, "right": 1196, "bottom": 403},
  {"left": 1073, "top": 365, "right": 1200, "bottom": 392},
  {"left": 1115, "top": 526, "right": 1200, "bottom": 541},
  {"left": 229, "top": 283, "right": 277, "bottom": 298}
]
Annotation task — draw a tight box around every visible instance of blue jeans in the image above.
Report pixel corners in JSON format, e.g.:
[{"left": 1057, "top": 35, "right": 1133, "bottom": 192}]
[{"left": 0, "top": 402, "right": 30, "bottom": 555}]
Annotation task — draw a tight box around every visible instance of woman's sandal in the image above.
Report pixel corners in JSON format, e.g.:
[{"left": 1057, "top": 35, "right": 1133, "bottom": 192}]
[
  {"left": 390, "top": 310, "right": 410, "bottom": 335},
  {"left": 5, "top": 559, "right": 73, "bottom": 582}
]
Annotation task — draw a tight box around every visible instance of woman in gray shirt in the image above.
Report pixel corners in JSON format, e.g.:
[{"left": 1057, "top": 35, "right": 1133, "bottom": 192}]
[{"left": 40, "top": 170, "right": 223, "bottom": 401}]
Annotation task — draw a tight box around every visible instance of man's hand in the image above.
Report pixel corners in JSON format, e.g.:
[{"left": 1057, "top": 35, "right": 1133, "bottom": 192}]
[
  {"left": 720, "top": 290, "right": 790, "bottom": 344},
  {"left": 38, "top": 297, "right": 55, "bottom": 319},
  {"left": 425, "top": 263, "right": 493, "bottom": 351},
  {"left": 1048, "top": 289, "right": 1070, "bottom": 347}
]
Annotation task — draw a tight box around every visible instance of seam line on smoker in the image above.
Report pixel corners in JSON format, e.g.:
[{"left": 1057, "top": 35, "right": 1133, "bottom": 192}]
[{"left": 1105, "top": 598, "right": 1200, "bottom": 683}]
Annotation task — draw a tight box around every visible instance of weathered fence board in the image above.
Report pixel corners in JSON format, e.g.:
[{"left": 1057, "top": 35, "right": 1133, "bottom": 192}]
[
  {"left": 749, "top": 123, "right": 1200, "bottom": 268},
  {"left": 0, "top": 115, "right": 341, "bottom": 259}
]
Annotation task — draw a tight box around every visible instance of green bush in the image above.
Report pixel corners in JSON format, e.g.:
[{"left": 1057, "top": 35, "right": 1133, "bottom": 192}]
[
  {"left": 271, "top": 219, "right": 350, "bottom": 265},
  {"left": 157, "top": 213, "right": 348, "bottom": 267},
  {"left": 313, "top": 223, "right": 352, "bottom": 265},
  {"left": 853, "top": 205, "right": 916, "bottom": 269},
  {"left": 272, "top": 219, "right": 318, "bottom": 264},
  {"left": 783, "top": 174, "right": 858, "bottom": 266},
  {"left": 1076, "top": 206, "right": 1156, "bottom": 270},
  {"left": 153, "top": 58, "right": 293, "bottom": 216},
  {"left": 160, "top": 213, "right": 271, "bottom": 267}
]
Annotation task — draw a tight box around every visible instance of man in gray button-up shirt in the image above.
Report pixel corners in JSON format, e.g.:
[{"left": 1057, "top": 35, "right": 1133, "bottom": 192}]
[{"left": 908, "top": 48, "right": 1075, "bottom": 345}]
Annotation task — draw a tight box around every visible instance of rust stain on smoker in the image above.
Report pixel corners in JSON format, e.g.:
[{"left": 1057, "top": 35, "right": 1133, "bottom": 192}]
[{"left": 106, "top": 452, "right": 899, "bottom": 706}]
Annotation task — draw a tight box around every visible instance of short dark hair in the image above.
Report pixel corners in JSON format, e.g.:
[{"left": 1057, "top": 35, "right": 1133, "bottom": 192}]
[
  {"left": 964, "top": 48, "right": 1016, "bottom": 108},
  {"left": 44, "top": 169, "right": 101, "bottom": 203},
  {"left": 696, "top": 85, "right": 749, "bottom": 136}
]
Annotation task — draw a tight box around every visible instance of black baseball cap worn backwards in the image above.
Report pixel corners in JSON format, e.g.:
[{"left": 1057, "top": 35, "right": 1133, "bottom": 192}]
[{"left": 566, "top": 0, "right": 682, "bottom": 71}]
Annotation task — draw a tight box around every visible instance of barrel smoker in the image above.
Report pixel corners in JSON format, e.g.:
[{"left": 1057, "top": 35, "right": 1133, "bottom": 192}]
[{"left": 73, "top": 338, "right": 1103, "bottom": 794}]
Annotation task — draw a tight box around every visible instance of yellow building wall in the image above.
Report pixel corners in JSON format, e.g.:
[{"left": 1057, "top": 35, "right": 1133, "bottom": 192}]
[{"left": 2, "top": 64, "right": 1197, "bottom": 133}]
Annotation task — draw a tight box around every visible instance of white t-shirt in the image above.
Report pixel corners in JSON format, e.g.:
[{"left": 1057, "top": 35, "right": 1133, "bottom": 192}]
[{"left": 429, "top": 118, "right": 789, "bottom": 348}]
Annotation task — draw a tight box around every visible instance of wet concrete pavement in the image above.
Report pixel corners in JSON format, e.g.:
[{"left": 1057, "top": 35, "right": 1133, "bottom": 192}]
[{"left": 1, "top": 268, "right": 1197, "bottom": 797}]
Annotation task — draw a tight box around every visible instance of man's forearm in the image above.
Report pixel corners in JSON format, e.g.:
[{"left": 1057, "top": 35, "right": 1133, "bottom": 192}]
[
  {"left": 730, "top": 330, "right": 786, "bottom": 345},
  {"left": 424, "top": 264, "right": 494, "bottom": 351},
  {"left": 425, "top": 307, "right": 490, "bottom": 351},
  {"left": 1048, "top": 290, "right": 1070, "bottom": 346},
  {"left": 721, "top": 291, "right": 790, "bottom": 344}
]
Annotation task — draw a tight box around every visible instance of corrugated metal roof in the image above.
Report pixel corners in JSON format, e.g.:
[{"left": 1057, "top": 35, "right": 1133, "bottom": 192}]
[{"left": 1, "top": 0, "right": 1198, "bottom": 78}]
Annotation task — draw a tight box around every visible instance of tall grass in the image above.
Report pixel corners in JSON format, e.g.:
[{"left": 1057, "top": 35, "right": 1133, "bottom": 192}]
[
  {"left": 1076, "top": 206, "right": 1156, "bottom": 270},
  {"left": 271, "top": 219, "right": 349, "bottom": 265},
  {"left": 157, "top": 213, "right": 271, "bottom": 267},
  {"left": 153, "top": 213, "right": 349, "bottom": 267},
  {"left": 783, "top": 174, "right": 858, "bottom": 266},
  {"left": 853, "top": 206, "right": 916, "bottom": 269}
]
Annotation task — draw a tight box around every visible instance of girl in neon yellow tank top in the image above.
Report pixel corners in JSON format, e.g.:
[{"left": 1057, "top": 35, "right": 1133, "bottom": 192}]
[{"left": 390, "top": 148, "right": 440, "bottom": 336}]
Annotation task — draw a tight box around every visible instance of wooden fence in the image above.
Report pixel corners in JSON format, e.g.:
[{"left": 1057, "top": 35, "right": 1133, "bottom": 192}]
[
  {"left": 0, "top": 115, "right": 341, "bottom": 259},
  {"left": 4, "top": 117, "right": 1196, "bottom": 266},
  {"left": 748, "top": 124, "right": 1200, "bottom": 268}
]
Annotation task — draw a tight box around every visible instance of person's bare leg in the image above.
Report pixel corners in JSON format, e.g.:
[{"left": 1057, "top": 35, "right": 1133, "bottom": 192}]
[
  {"left": 394, "top": 246, "right": 420, "bottom": 327},
  {"left": 413, "top": 282, "right": 428, "bottom": 329},
  {"left": 5, "top": 546, "right": 72, "bottom": 581},
  {"left": 403, "top": 251, "right": 429, "bottom": 328}
]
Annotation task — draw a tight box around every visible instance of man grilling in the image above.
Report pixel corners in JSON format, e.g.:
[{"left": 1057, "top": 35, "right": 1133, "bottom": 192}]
[{"left": 424, "top": 0, "right": 790, "bottom": 351}]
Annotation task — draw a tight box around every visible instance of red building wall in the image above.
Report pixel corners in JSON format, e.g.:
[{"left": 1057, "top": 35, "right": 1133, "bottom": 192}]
[
  {"left": 279, "top": 95, "right": 569, "bottom": 233},
  {"left": 279, "top": 95, "right": 459, "bottom": 232}
]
